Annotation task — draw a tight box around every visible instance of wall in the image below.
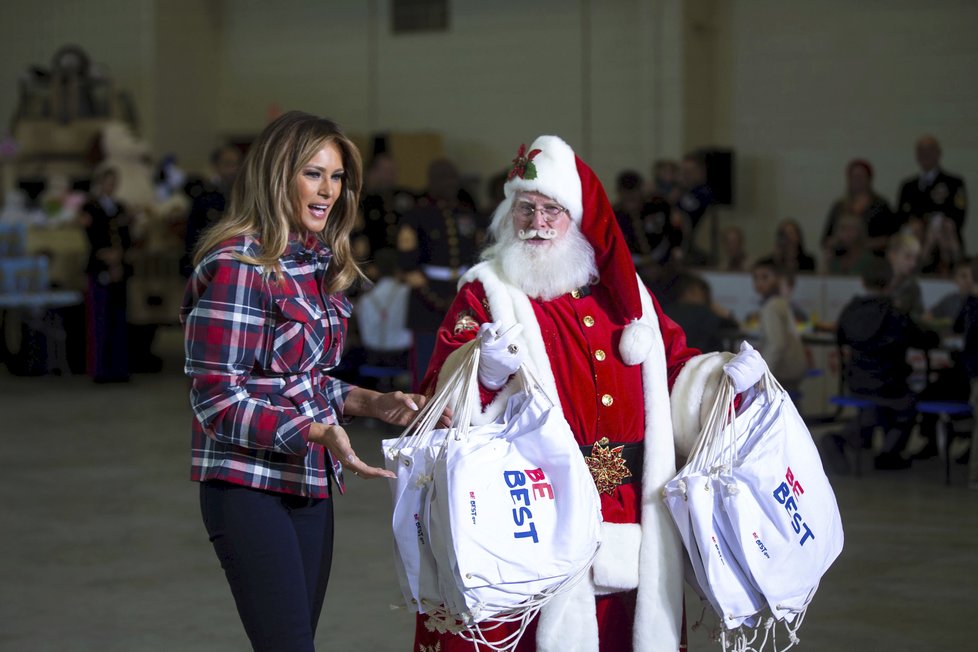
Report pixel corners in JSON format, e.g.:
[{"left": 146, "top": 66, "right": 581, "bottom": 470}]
[
  {"left": 3, "top": 0, "right": 976, "bottom": 254},
  {"left": 714, "top": 0, "right": 978, "bottom": 258},
  {"left": 0, "top": 0, "right": 155, "bottom": 136},
  {"left": 214, "top": 0, "right": 686, "bottom": 196}
]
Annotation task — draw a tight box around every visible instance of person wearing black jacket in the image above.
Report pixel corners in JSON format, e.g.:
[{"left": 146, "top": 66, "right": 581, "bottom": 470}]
[
  {"left": 897, "top": 135, "right": 968, "bottom": 248},
  {"left": 952, "top": 277, "right": 978, "bottom": 488},
  {"left": 836, "top": 257, "right": 939, "bottom": 469}
]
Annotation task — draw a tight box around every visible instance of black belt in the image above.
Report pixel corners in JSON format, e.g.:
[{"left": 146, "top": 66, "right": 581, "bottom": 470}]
[{"left": 579, "top": 438, "right": 644, "bottom": 494}]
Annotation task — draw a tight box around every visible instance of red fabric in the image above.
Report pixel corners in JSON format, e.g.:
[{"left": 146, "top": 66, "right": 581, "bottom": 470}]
[{"left": 575, "top": 155, "right": 644, "bottom": 326}]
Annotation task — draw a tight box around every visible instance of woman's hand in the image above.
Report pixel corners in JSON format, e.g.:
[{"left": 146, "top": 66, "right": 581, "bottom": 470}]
[
  {"left": 343, "top": 387, "right": 453, "bottom": 428},
  {"left": 371, "top": 391, "right": 452, "bottom": 428},
  {"left": 308, "top": 423, "right": 394, "bottom": 480}
]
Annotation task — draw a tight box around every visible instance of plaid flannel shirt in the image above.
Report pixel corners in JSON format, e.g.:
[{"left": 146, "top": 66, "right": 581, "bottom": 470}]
[{"left": 181, "top": 234, "right": 354, "bottom": 497}]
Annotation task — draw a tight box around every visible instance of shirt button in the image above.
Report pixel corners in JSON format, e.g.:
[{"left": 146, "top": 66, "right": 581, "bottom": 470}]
[
  {"left": 583, "top": 315, "right": 595, "bottom": 327},
  {"left": 601, "top": 394, "right": 614, "bottom": 407},
  {"left": 594, "top": 349, "right": 606, "bottom": 361}
]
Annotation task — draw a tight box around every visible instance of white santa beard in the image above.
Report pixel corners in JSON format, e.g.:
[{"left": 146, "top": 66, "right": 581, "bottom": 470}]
[{"left": 493, "top": 224, "right": 598, "bottom": 300}]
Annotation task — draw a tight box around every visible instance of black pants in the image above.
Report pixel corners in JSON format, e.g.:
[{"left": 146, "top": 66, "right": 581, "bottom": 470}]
[{"left": 200, "top": 481, "right": 334, "bottom": 652}]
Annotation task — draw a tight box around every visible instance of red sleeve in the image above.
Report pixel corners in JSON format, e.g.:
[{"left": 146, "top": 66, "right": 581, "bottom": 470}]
[
  {"left": 648, "top": 290, "right": 743, "bottom": 408},
  {"left": 419, "top": 281, "right": 498, "bottom": 407},
  {"left": 647, "top": 291, "right": 702, "bottom": 390}
]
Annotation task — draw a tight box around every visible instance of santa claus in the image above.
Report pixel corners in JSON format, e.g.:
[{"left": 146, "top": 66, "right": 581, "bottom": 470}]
[{"left": 413, "top": 135, "right": 765, "bottom": 652}]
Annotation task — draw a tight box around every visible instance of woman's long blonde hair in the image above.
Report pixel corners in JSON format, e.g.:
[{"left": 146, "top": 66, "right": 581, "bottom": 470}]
[{"left": 193, "top": 111, "right": 364, "bottom": 294}]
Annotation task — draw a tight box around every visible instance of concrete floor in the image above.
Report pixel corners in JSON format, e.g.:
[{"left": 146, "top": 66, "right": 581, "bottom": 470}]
[{"left": 1, "top": 326, "right": 975, "bottom": 651}]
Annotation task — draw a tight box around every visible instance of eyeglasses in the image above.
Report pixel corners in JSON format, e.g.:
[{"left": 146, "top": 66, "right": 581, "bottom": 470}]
[{"left": 514, "top": 201, "right": 568, "bottom": 223}]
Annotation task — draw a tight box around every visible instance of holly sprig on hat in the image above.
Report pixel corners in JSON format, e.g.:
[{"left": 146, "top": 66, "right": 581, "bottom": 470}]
[{"left": 508, "top": 143, "right": 542, "bottom": 181}]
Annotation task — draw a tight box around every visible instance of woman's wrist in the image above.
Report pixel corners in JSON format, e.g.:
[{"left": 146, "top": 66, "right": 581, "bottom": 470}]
[{"left": 342, "top": 386, "right": 381, "bottom": 419}]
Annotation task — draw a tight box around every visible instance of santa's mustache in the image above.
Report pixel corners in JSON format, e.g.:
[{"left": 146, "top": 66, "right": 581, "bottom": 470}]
[{"left": 518, "top": 228, "right": 558, "bottom": 241}]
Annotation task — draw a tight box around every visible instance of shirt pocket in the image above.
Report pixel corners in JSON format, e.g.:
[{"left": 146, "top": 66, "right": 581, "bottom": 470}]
[{"left": 266, "top": 297, "right": 326, "bottom": 374}]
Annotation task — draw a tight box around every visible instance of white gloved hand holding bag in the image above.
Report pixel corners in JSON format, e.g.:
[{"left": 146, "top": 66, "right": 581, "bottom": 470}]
[{"left": 477, "top": 321, "right": 525, "bottom": 390}]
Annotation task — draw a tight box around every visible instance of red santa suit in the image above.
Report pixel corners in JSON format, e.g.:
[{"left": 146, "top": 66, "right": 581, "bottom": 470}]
[{"left": 414, "top": 137, "right": 732, "bottom": 652}]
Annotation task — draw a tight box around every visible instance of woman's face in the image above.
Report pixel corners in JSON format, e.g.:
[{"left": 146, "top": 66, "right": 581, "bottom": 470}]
[
  {"left": 293, "top": 140, "right": 344, "bottom": 234},
  {"left": 779, "top": 223, "right": 800, "bottom": 249},
  {"left": 847, "top": 166, "right": 871, "bottom": 194}
]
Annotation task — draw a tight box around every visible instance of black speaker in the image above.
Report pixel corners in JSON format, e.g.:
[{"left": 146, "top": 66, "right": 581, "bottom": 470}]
[{"left": 702, "top": 149, "right": 734, "bottom": 207}]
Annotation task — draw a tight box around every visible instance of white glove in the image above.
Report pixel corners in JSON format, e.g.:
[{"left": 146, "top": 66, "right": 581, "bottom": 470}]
[
  {"left": 477, "top": 321, "right": 525, "bottom": 390},
  {"left": 722, "top": 341, "right": 767, "bottom": 394}
]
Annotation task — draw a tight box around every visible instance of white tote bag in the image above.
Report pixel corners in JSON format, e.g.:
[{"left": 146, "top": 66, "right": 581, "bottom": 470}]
[
  {"left": 717, "top": 374, "right": 844, "bottom": 621},
  {"left": 385, "top": 340, "right": 601, "bottom": 651},
  {"left": 664, "top": 380, "right": 766, "bottom": 630},
  {"left": 430, "top": 364, "right": 602, "bottom": 623},
  {"left": 383, "top": 349, "right": 484, "bottom": 612}
]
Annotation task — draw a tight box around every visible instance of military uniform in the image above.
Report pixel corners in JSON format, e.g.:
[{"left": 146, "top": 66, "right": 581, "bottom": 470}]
[
  {"left": 897, "top": 169, "right": 968, "bottom": 239},
  {"left": 181, "top": 183, "right": 229, "bottom": 277},
  {"left": 397, "top": 197, "right": 487, "bottom": 383},
  {"left": 614, "top": 197, "right": 678, "bottom": 267},
  {"left": 356, "top": 187, "right": 416, "bottom": 262}
]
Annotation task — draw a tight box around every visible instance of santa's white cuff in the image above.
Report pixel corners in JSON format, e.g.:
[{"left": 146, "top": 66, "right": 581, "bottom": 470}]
[{"left": 591, "top": 522, "right": 641, "bottom": 595}]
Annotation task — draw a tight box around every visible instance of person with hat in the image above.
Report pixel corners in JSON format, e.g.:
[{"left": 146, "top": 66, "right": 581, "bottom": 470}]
[
  {"left": 821, "top": 158, "right": 896, "bottom": 257},
  {"left": 412, "top": 135, "right": 768, "bottom": 652}
]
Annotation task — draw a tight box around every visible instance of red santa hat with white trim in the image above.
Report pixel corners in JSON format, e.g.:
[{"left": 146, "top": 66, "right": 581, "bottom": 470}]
[{"left": 490, "top": 135, "right": 655, "bottom": 366}]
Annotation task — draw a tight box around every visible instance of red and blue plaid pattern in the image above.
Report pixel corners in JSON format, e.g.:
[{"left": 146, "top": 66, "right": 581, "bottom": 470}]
[{"left": 181, "top": 234, "right": 354, "bottom": 497}]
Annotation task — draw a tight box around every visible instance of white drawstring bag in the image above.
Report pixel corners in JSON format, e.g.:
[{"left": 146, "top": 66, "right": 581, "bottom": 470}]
[
  {"left": 666, "top": 373, "right": 844, "bottom": 651},
  {"left": 716, "top": 373, "right": 844, "bottom": 622},
  {"left": 385, "top": 339, "right": 601, "bottom": 652},
  {"left": 665, "top": 380, "right": 766, "bottom": 630},
  {"left": 384, "top": 350, "right": 490, "bottom": 612},
  {"left": 429, "top": 360, "right": 601, "bottom": 620}
]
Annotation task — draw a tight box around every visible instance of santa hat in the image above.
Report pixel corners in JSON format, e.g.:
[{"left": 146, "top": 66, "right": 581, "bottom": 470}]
[{"left": 491, "top": 135, "right": 654, "bottom": 366}]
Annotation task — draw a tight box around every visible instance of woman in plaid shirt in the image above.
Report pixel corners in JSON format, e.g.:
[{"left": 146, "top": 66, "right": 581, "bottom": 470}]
[{"left": 182, "top": 111, "right": 434, "bottom": 651}]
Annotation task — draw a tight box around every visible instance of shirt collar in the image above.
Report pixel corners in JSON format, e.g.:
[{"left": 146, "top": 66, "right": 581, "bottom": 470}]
[{"left": 283, "top": 234, "right": 333, "bottom": 264}]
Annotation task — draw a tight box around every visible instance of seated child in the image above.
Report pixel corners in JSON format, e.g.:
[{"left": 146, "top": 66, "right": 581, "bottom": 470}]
[
  {"left": 928, "top": 257, "right": 976, "bottom": 324},
  {"left": 886, "top": 232, "right": 924, "bottom": 319},
  {"left": 751, "top": 259, "right": 807, "bottom": 392},
  {"left": 664, "top": 272, "right": 740, "bottom": 353},
  {"left": 953, "top": 276, "right": 978, "bottom": 488},
  {"left": 836, "top": 258, "right": 939, "bottom": 469}
]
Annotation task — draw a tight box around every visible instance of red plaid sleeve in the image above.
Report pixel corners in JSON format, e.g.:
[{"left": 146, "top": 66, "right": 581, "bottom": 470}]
[{"left": 183, "top": 251, "right": 312, "bottom": 455}]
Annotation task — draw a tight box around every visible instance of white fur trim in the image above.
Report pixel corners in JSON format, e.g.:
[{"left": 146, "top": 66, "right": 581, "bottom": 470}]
[
  {"left": 592, "top": 523, "right": 641, "bottom": 594},
  {"left": 619, "top": 319, "right": 654, "bottom": 366},
  {"left": 669, "top": 351, "right": 734, "bottom": 458},
  {"left": 633, "top": 282, "right": 683, "bottom": 652},
  {"left": 536, "top": 574, "right": 598, "bottom": 652}
]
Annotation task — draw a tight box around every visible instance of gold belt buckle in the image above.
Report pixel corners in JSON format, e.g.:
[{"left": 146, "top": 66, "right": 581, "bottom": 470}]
[{"left": 584, "top": 437, "right": 632, "bottom": 494}]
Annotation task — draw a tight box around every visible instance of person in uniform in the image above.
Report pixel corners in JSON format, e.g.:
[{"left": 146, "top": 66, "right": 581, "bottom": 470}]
[
  {"left": 397, "top": 158, "right": 486, "bottom": 387},
  {"left": 355, "top": 152, "right": 417, "bottom": 280},
  {"left": 413, "top": 134, "right": 767, "bottom": 652},
  {"left": 670, "top": 152, "right": 714, "bottom": 265},
  {"left": 896, "top": 135, "right": 968, "bottom": 250},
  {"left": 80, "top": 166, "right": 133, "bottom": 382},
  {"left": 181, "top": 144, "right": 242, "bottom": 277},
  {"left": 613, "top": 170, "right": 678, "bottom": 272}
]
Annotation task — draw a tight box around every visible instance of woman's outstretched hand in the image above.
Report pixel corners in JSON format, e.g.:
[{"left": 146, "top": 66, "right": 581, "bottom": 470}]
[
  {"left": 308, "top": 423, "right": 395, "bottom": 480},
  {"left": 371, "top": 391, "right": 453, "bottom": 428}
]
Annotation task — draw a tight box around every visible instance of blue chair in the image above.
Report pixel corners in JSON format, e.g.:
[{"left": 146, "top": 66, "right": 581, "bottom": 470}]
[
  {"left": 827, "top": 394, "right": 878, "bottom": 476},
  {"left": 915, "top": 401, "right": 972, "bottom": 485},
  {"left": 0, "top": 223, "right": 27, "bottom": 257}
]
